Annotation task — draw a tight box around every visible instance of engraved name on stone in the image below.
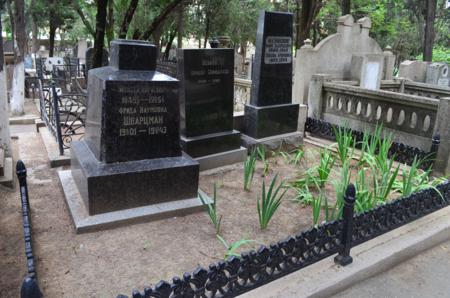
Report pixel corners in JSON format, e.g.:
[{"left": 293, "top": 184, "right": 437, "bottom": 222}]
[
  {"left": 115, "top": 86, "right": 169, "bottom": 137},
  {"left": 189, "top": 57, "right": 229, "bottom": 84},
  {"left": 264, "top": 36, "right": 292, "bottom": 64}
]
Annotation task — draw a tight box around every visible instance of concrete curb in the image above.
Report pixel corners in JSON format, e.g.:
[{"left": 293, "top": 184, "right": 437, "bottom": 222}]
[
  {"left": 39, "top": 126, "right": 71, "bottom": 167},
  {"left": 241, "top": 205, "right": 450, "bottom": 298}
]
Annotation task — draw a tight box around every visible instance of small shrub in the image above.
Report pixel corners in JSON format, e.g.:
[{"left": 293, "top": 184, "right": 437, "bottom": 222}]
[
  {"left": 199, "top": 185, "right": 222, "bottom": 235},
  {"left": 256, "top": 145, "right": 270, "bottom": 177},
  {"left": 244, "top": 148, "right": 257, "bottom": 191},
  {"left": 257, "top": 174, "right": 287, "bottom": 230},
  {"left": 333, "top": 125, "right": 355, "bottom": 164},
  {"left": 216, "top": 235, "right": 255, "bottom": 259}
]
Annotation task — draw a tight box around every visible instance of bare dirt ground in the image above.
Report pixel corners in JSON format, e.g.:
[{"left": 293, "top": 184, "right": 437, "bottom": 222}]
[{"left": 1, "top": 115, "right": 324, "bottom": 297}]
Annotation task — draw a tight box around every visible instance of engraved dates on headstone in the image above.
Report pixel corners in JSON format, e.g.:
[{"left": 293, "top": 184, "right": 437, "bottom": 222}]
[{"left": 264, "top": 36, "right": 292, "bottom": 64}]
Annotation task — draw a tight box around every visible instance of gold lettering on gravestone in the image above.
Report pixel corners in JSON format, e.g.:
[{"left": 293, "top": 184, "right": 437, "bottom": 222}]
[{"left": 116, "top": 86, "right": 168, "bottom": 137}]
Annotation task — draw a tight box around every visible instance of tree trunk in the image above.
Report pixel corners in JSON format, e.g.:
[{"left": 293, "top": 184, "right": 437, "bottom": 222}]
[
  {"left": 93, "top": 0, "right": 108, "bottom": 69},
  {"left": 163, "top": 28, "right": 177, "bottom": 60},
  {"left": 341, "top": 0, "right": 351, "bottom": 15},
  {"left": 423, "top": 0, "right": 437, "bottom": 62},
  {"left": 118, "top": 0, "right": 139, "bottom": 39},
  {"left": 49, "top": 24, "right": 56, "bottom": 57},
  {"left": 30, "top": 0, "right": 39, "bottom": 54},
  {"left": 141, "top": 0, "right": 183, "bottom": 40},
  {"left": 6, "top": 0, "right": 15, "bottom": 60},
  {"left": 0, "top": 9, "right": 12, "bottom": 157},
  {"left": 74, "top": 0, "right": 95, "bottom": 38},
  {"left": 297, "top": 0, "right": 323, "bottom": 48},
  {"left": 203, "top": 15, "right": 210, "bottom": 48},
  {"left": 11, "top": 0, "right": 26, "bottom": 116},
  {"left": 106, "top": 0, "right": 114, "bottom": 47},
  {"left": 176, "top": 1, "right": 183, "bottom": 48}
]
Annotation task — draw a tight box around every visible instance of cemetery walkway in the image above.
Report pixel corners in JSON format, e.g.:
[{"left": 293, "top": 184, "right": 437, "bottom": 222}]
[{"left": 333, "top": 239, "right": 450, "bottom": 297}]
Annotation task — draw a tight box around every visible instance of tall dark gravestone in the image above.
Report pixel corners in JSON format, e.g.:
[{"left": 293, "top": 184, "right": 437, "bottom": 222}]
[
  {"left": 58, "top": 40, "right": 206, "bottom": 233},
  {"left": 177, "top": 49, "right": 246, "bottom": 170},
  {"left": 243, "top": 11, "right": 301, "bottom": 147}
]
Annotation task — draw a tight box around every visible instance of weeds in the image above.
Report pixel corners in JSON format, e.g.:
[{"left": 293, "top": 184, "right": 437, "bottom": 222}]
[
  {"left": 216, "top": 235, "right": 255, "bottom": 259},
  {"left": 199, "top": 185, "right": 222, "bottom": 235},
  {"left": 257, "top": 174, "right": 287, "bottom": 230},
  {"left": 257, "top": 145, "right": 270, "bottom": 176},
  {"left": 244, "top": 148, "right": 257, "bottom": 191},
  {"left": 281, "top": 147, "right": 304, "bottom": 166},
  {"left": 317, "top": 149, "right": 335, "bottom": 187},
  {"left": 333, "top": 125, "right": 355, "bottom": 164}
]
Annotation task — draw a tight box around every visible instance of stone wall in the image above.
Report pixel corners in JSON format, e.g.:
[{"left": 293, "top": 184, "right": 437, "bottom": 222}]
[{"left": 293, "top": 15, "right": 395, "bottom": 106}]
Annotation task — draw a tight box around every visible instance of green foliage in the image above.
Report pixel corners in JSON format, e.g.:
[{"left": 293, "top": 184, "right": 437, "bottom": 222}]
[
  {"left": 280, "top": 147, "right": 304, "bottom": 166},
  {"left": 311, "top": 192, "right": 323, "bottom": 227},
  {"left": 216, "top": 235, "right": 255, "bottom": 259},
  {"left": 333, "top": 126, "right": 355, "bottom": 165},
  {"left": 416, "top": 46, "right": 450, "bottom": 64},
  {"left": 243, "top": 148, "right": 257, "bottom": 191},
  {"left": 317, "top": 149, "right": 335, "bottom": 187},
  {"left": 393, "top": 157, "right": 444, "bottom": 200},
  {"left": 199, "top": 184, "right": 222, "bottom": 235},
  {"left": 257, "top": 174, "right": 287, "bottom": 230},
  {"left": 256, "top": 145, "right": 269, "bottom": 177},
  {"left": 292, "top": 184, "right": 314, "bottom": 205},
  {"left": 331, "top": 161, "right": 352, "bottom": 220}
]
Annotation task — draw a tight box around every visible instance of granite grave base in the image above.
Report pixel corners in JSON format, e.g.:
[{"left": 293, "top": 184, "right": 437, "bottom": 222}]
[
  {"left": 58, "top": 170, "right": 210, "bottom": 233},
  {"left": 244, "top": 103, "right": 299, "bottom": 139},
  {"left": 241, "top": 131, "right": 303, "bottom": 151},
  {"left": 71, "top": 140, "right": 200, "bottom": 215},
  {"left": 180, "top": 130, "right": 242, "bottom": 158},
  {"left": 194, "top": 146, "right": 247, "bottom": 171}
]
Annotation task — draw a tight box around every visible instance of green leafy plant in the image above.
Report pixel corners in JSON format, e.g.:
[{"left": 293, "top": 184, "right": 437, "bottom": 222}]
[
  {"left": 393, "top": 157, "right": 443, "bottom": 200},
  {"left": 317, "top": 148, "right": 335, "bottom": 187},
  {"left": 333, "top": 125, "right": 355, "bottom": 165},
  {"left": 199, "top": 185, "right": 222, "bottom": 235},
  {"left": 312, "top": 193, "right": 323, "bottom": 227},
  {"left": 292, "top": 184, "right": 314, "bottom": 205},
  {"left": 372, "top": 157, "right": 399, "bottom": 203},
  {"left": 257, "top": 145, "right": 270, "bottom": 176},
  {"left": 331, "top": 161, "right": 352, "bottom": 220},
  {"left": 354, "top": 167, "right": 377, "bottom": 213},
  {"left": 244, "top": 148, "right": 257, "bottom": 191},
  {"left": 216, "top": 235, "right": 255, "bottom": 259},
  {"left": 281, "top": 147, "right": 304, "bottom": 166},
  {"left": 257, "top": 174, "right": 287, "bottom": 230}
]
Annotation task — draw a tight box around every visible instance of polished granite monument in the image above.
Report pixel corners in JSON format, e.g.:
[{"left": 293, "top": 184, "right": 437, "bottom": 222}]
[
  {"left": 242, "top": 11, "right": 301, "bottom": 148},
  {"left": 59, "top": 40, "right": 207, "bottom": 233},
  {"left": 177, "top": 48, "right": 246, "bottom": 170}
]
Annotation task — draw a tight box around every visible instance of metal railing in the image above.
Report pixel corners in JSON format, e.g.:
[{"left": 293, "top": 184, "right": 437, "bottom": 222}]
[
  {"left": 118, "top": 178, "right": 449, "bottom": 297},
  {"left": 17, "top": 160, "right": 43, "bottom": 298}
]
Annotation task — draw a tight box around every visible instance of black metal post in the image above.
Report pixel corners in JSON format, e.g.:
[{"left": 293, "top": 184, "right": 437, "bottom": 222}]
[
  {"left": 430, "top": 133, "right": 440, "bottom": 159},
  {"left": 17, "top": 161, "right": 43, "bottom": 298},
  {"left": 52, "top": 84, "right": 64, "bottom": 156},
  {"left": 334, "top": 183, "right": 356, "bottom": 266}
]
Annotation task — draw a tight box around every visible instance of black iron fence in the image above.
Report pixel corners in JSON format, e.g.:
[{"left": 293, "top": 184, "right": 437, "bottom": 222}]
[
  {"left": 305, "top": 117, "right": 440, "bottom": 170},
  {"left": 37, "top": 71, "right": 87, "bottom": 155},
  {"left": 17, "top": 161, "right": 43, "bottom": 298},
  {"left": 118, "top": 180, "right": 449, "bottom": 298}
]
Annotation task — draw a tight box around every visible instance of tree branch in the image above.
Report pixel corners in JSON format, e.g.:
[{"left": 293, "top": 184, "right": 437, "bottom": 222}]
[
  {"left": 73, "top": 0, "right": 95, "bottom": 38},
  {"left": 118, "top": 0, "right": 139, "bottom": 39},
  {"left": 141, "top": 0, "right": 183, "bottom": 40}
]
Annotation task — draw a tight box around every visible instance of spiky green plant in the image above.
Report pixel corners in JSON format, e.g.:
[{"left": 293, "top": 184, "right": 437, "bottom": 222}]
[
  {"left": 281, "top": 148, "right": 304, "bottom": 166},
  {"left": 333, "top": 125, "right": 355, "bottom": 164},
  {"left": 331, "top": 161, "right": 352, "bottom": 220},
  {"left": 257, "top": 174, "right": 287, "bottom": 230},
  {"left": 244, "top": 148, "right": 257, "bottom": 191},
  {"left": 257, "top": 145, "right": 270, "bottom": 176},
  {"left": 199, "top": 185, "right": 222, "bottom": 235},
  {"left": 292, "top": 184, "right": 315, "bottom": 205},
  {"left": 354, "top": 168, "right": 377, "bottom": 213},
  {"left": 317, "top": 148, "right": 335, "bottom": 187},
  {"left": 372, "top": 157, "right": 399, "bottom": 203},
  {"left": 216, "top": 235, "right": 255, "bottom": 259},
  {"left": 393, "top": 157, "right": 443, "bottom": 199},
  {"left": 312, "top": 193, "right": 322, "bottom": 227}
]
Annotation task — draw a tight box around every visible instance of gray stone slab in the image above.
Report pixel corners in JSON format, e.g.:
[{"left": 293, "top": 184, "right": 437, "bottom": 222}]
[
  {"left": 39, "top": 126, "right": 70, "bottom": 167},
  {"left": 241, "top": 131, "right": 303, "bottom": 151},
  {"left": 0, "top": 157, "right": 13, "bottom": 188},
  {"left": 195, "top": 146, "right": 247, "bottom": 171},
  {"left": 58, "top": 170, "right": 210, "bottom": 233}
]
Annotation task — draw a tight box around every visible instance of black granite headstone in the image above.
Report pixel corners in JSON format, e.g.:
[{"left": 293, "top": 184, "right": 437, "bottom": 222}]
[
  {"left": 244, "top": 11, "right": 299, "bottom": 139},
  {"left": 177, "top": 49, "right": 241, "bottom": 157},
  {"left": 71, "top": 39, "right": 199, "bottom": 215}
]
